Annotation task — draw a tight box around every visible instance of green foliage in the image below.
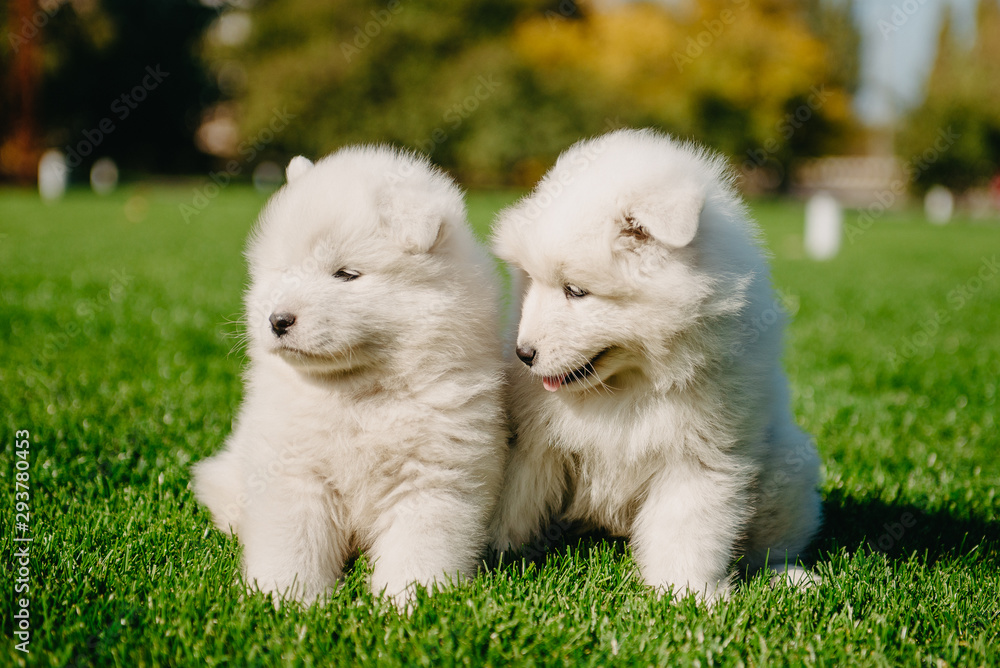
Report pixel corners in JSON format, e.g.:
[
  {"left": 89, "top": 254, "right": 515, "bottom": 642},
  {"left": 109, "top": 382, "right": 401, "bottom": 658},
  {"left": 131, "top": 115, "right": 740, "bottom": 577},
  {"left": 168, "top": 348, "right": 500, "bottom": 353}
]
[
  {"left": 897, "top": 1, "right": 1000, "bottom": 193},
  {"left": 210, "top": 0, "right": 859, "bottom": 185},
  {"left": 1, "top": 187, "right": 998, "bottom": 665},
  {"left": 207, "top": 0, "right": 555, "bottom": 185},
  {"left": 802, "top": 0, "right": 862, "bottom": 95}
]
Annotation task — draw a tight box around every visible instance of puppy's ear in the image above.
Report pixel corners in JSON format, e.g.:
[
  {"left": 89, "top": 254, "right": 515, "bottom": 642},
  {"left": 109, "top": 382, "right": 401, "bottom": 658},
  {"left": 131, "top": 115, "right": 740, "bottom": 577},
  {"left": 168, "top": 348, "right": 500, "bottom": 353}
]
[
  {"left": 285, "top": 156, "right": 314, "bottom": 183},
  {"left": 625, "top": 182, "right": 705, "bottom": 248},
  {"left": 402, "top": 215, "right": 447, "bottom": 254},
  {"left": 379, "top": 190, "right": 448, "bottom": 254}
]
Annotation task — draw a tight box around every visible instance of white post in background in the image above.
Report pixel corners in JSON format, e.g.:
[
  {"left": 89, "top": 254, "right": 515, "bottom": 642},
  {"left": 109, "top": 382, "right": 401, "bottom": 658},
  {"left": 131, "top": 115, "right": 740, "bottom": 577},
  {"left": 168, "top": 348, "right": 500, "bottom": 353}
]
[
  {"left": 924, "top": 185, "right": 954, "bottom": 225},
  {"left": 804, "top": 191, "right": 842, "bottom": 261},
  {"left": 38, "top": 150, "right": 68, "bottom": 202},
  {"left": 90, "top": 157, "right": 119, "bottom": 195},
  {"left": 252, "top": 161, "right": 283, "bottom": 193}
]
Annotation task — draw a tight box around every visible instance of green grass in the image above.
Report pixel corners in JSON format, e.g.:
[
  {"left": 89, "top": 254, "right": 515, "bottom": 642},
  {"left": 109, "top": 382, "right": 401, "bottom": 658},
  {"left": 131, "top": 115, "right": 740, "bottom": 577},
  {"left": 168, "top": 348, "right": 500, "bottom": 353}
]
[{"left": 1, "top": 186, "right": 998, "bottom": 666}]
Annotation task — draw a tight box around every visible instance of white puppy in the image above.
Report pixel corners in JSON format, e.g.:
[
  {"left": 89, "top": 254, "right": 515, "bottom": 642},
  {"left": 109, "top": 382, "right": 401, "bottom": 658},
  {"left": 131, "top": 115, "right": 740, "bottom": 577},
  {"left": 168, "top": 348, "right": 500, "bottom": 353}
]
[
  {"left": 490, "top": 128, "right": 821, "bottom": 601},
  {"left": 193, "top": 146, "right": 507, "bottom": 606}
]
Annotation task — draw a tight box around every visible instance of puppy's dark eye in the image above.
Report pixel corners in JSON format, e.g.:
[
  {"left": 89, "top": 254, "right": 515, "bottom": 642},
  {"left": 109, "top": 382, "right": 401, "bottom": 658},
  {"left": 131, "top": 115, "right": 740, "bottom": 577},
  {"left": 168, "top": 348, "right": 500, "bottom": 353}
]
[
  {"left": 333, "top": 269, "right": 361, "bottom": 281},
  {"left": 564, "top": 284, "right": 588, "bottom": 299}
]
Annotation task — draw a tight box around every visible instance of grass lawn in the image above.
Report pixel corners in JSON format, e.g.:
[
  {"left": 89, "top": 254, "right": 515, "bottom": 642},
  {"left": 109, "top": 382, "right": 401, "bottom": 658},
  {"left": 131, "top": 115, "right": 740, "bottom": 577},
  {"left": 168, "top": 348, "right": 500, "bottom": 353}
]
[{"left": 1, "top": 185, "right": 998, "bottom": 666}]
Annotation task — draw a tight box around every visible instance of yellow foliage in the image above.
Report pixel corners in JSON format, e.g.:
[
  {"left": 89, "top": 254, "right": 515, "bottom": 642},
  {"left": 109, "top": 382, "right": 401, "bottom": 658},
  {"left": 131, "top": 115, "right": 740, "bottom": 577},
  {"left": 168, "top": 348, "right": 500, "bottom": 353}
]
[
  {"left": 515, "top": 4, "right": 682, "bottom": 82},
  {"left": 512, "top": 0, "right": 851, "bottom": 156}
]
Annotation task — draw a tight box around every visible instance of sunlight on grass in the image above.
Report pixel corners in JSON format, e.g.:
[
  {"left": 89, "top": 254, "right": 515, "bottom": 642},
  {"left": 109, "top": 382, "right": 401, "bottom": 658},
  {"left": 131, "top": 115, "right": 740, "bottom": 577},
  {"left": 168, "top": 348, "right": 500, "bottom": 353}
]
[{"left": 1, "top": 186, "right": 997, "bottom": 666}]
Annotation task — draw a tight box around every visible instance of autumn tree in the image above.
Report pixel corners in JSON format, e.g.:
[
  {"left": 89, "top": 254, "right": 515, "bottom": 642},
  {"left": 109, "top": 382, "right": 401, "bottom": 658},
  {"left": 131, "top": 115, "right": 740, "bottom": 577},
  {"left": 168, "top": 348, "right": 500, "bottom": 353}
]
[{"left": 515, "top": 0, "right": 857, "bottom": 185}]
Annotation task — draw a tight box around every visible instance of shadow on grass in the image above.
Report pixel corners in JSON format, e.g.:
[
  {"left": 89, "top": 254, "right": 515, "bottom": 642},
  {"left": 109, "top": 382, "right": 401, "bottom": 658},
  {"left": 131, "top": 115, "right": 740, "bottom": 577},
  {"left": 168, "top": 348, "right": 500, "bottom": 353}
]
[
  {"left": 489, "top": 489, "right": 999, "bottom": 578},
  {"left": 815, "top": 488, "right": 1000, "bottom": 567},
  {"left": 486, "top": 520, "right": 630, "bottom": 576}
]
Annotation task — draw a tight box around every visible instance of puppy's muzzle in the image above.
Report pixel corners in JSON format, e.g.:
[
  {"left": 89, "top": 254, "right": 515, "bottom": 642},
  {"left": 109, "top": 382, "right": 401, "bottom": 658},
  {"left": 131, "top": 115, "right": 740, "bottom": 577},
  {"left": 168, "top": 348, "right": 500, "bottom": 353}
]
[{"left": 269, "top": 311, "right": 296, "bottom": 337}]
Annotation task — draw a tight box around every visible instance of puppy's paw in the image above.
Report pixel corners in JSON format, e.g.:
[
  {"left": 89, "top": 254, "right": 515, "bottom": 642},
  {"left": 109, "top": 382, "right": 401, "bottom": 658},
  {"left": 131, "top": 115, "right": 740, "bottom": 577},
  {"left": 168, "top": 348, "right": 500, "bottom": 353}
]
[
  {"left": 382, "top": 584, "right": 419, "bottom": 615},
  {"left": 649, "top": 574, "right": 732, "bottom": 607},
  {"left": 769, "top": 564, "right": 820, "bottom": 589},
  {"left": 244, "top": 572, "right": 334, "bottom": 610}
]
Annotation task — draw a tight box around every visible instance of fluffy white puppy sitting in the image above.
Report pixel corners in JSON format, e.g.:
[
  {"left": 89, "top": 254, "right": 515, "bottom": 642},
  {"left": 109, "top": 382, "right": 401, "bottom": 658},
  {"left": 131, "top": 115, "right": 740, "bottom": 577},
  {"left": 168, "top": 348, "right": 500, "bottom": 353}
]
[
  {"left": 490, "top": 128, "right": 821, "bottom": 602},
  {"left": 193, "top": 146, "right": 507, "bottom": 606}
]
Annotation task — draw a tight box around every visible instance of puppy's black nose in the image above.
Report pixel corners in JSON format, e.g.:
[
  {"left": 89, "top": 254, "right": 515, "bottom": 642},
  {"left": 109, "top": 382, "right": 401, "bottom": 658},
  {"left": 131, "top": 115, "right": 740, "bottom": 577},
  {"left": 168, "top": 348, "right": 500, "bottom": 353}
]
[
  {"left": 269, "top": 312, "right": 296, "bottom": 337},
  {"left": 515, "top": 345, "right": 536, "bottom": 367}
]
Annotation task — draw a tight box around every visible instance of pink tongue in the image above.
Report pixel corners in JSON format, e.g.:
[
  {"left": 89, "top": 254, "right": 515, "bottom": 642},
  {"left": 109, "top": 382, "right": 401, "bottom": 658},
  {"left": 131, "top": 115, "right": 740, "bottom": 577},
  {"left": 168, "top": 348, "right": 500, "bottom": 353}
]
[{"left": 542, "top": 376, "right": 563, "bottom": 392}]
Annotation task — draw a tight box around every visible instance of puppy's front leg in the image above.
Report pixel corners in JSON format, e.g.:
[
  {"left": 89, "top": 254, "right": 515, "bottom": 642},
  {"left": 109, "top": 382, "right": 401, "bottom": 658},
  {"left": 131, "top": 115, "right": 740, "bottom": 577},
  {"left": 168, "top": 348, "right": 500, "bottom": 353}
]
[
  {"left": 630, "top": 460, "right": 751, "bottom": 603},
  {"left": 368, "top": 490, "right": 487, "bottom": 608},
  {"left": 488, "top": 440, "right": 568, "bottom": 552},
  {"left": 239, "top": 475, "right": 350, "bottom": 604}
]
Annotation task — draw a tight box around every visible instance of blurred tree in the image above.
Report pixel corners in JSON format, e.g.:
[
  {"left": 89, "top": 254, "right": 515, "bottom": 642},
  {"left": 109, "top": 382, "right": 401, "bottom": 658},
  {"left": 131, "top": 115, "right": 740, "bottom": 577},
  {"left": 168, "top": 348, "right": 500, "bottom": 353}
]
[
  {"left": 0, "top": 0, "right": 43, "bottom": 183},
  {"left": 515, "top": 0, "right": 858, "bottom": 187},
  {"left": 210, "top": 0, "right": 859, "bottom": 186},
  {"left": 802, "top": 0, "right": 860, "bottom": 94},
  {"left": 203, "top": 0, "right": 571, "bottom": 185},
  {"left": 896, "top": 0, "right": 1000, "bottom": 193},
  {"left": 1, "top": 0, "right": 861, "bottom": 184},
  {"left": 1, "top": 0, "right": 218, "bottom": 182}
]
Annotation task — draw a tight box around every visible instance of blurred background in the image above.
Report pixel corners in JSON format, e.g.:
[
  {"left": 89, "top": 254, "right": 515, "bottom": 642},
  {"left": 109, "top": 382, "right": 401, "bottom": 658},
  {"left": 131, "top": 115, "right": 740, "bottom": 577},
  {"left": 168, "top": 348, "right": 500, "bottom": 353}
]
[{"left": 1, "top": 0, "right": 999, "bottom": 209}]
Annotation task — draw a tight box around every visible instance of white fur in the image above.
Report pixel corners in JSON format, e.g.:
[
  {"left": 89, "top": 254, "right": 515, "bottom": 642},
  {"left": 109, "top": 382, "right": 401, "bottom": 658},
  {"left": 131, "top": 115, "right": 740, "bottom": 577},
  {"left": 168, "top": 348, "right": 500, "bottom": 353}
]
[
  {"left": 193, "top": 146, "right": 507, "bottom": 607},
  {"left": 490, "top": 128, "right": 822, "bottom": 602}
]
